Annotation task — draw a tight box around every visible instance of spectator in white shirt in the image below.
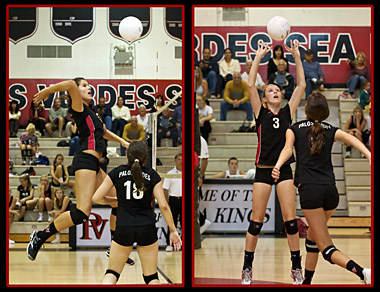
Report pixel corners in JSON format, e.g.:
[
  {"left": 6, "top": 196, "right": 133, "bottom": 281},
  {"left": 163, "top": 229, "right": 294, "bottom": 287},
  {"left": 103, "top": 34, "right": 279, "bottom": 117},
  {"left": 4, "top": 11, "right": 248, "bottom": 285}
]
[
  {"left": 241, "top": 60, "right": 265, "bottom": 98},
  {"left": 111, "top": 96, "right": 131, "bottom": 136},
  {"left": 163, "top": 152, "right": 182, "bottom": 251}
]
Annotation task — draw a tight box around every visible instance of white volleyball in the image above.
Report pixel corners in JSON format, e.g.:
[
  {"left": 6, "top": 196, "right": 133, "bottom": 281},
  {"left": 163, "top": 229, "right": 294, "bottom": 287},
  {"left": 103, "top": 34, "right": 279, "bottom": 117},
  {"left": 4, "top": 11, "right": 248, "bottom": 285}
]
[
  {"left": 119, "top": 16, "right": 143, "bottom": 42},
  {"left": 267, "top": 16, "right": 291, "bottom": 41}
]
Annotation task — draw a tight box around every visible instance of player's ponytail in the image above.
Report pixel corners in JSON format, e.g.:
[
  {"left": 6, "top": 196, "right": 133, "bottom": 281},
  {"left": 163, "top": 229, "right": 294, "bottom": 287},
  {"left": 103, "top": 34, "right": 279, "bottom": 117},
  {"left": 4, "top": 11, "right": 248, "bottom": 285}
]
[
  {"left": 127, "top": 140, "right": 148, "bottom": 192},
  {"left": 305, "top": 92, "right": 330, "bottom": 156}
]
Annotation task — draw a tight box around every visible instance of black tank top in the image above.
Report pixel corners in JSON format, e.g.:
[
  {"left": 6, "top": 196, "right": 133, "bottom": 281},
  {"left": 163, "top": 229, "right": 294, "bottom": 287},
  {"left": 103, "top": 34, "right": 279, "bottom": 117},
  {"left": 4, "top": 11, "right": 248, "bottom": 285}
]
[
  {"left": 290, "top": 120, "right": 338, "bottom": 185},
  {"left": 68, "top": 104, "right": 106, "bottom": 153},
  {"left": 108, "top": 164, "right": 161, "bottom": 227},
  {"left": 255, "top": 103, "right": 295, "bottom": 166}
]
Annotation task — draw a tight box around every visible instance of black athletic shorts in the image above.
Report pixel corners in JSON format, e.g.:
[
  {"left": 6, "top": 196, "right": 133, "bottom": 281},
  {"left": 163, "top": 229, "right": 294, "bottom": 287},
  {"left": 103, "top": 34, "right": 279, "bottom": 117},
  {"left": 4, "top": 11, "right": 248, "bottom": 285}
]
[
  {"left": 298, "top": 183, "right": 339, "bottom": 211},
  {"left": 254, "top": 164, "right": 293, "bottom": 185},
  {"left": 113, "top": 224, "right": 158, "bottom": 247},
  {"left": 71, "top": 151, "right": 100, "bottom": 173}
]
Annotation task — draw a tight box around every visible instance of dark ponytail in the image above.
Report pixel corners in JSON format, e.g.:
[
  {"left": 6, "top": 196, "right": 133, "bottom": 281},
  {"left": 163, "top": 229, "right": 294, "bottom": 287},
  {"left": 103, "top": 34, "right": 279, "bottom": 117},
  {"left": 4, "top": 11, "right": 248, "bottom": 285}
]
[
  {"left": 305, "top": 92, "right": 330, "bottom": 156},
  {"left": 127, "top": 140, "right": 148, "bottom": 192}
]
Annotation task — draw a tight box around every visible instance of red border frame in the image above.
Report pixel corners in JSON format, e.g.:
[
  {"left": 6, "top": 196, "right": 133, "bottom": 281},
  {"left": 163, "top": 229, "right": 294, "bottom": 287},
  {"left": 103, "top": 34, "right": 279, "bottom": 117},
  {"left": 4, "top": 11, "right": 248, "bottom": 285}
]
[
  {"left": 6, "top": 4, "right": 185, "bottom": 288},
  {"left": 192, "top": 4, "right": 374, "bottom": 288}
]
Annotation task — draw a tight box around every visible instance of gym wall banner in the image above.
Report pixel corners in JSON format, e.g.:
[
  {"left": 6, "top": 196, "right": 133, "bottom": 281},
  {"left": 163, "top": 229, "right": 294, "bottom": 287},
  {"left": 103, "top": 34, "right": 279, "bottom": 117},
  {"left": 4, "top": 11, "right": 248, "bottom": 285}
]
[{"left": 199, "top": 179, "right": 275, "bottom": 233}]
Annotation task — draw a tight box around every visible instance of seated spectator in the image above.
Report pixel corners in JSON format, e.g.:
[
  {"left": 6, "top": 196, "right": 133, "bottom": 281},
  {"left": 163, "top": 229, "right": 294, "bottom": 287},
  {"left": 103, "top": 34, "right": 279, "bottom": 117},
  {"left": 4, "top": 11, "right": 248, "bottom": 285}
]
[
  {"left": 111, "top": 96, "right": 130, "bottom": 136},
  {"left": 302, "top": 49, "right": 325, "bottom": 98},
  {"left": 152, "top": 94, "right": 165, "bottom": 114},
  {"left": 46, "top": 97, "right": 67, "bottom": 137},
  {"left": 219, "top": 48, "right": 241, "bottom": 97},
  {"left": 241, "top": 60, "right": 265, "bottom": 98},
  {"left": 68, "top": 122, "right": 80, "bottom": 156},
  {"left": 15, "top": 174, "right": 38, "bottom": 221},
  {"left": 358, "top": 80, "right": 371, "bottom": 110},
  {"left": 9, "top": 189, "right": 21, "bottom": 243},
  {"left": 18, "top": 123, "right": 39, "bottom": 165},
  {"left": 157, "top": 107, "right": 178, "bottom": 147},
  {"left": 94, "top": 96, "right": 112, "bottom": 131},
  {"left": 195, "top": 66, "right": 209, "bottom": 99},
  {"left": 50, "top": 154, "right": 75, "bottom": 192},
  {"left": 196, "top": 95, "right": 213, "bottom": 142},
  {"left": 37, "top": 174, "right": 54, "bottom": 222},
  {"left": 346, "top": 52, "right": 370, "bottom": 99},
  {"left": 28, "top": 101, "right": 46, "bottom": 137},
  {"left": 49, "top": 187, "right": 72, "bottom": 243},
  {"left": 137, "top": 104, "right": 150, "bottom": 133},
  {"left": 172, "top": 97, "right": 182, "bottom": 144},
  {"left": 268, "top": 59, "right": 295, "bottom": 100},
  {"left": 344, "top": 106, "right": 369, "bottom": 158},
  {"left": 220, "top": 72, "right": 253, "bottom": 121},
  {"left": 267, "top": 45, "right": 289, "bottom": 80},
  {"left": 211, "top": 157, "right": 247, "bottom": 178},
  {"left": 196, "top": 47, "right": 220, "bottom": 98},
  {"left": 121, "top": 116, "right": 145, "bottom": 155},
  {"left": 9, "top": 100, "right": 21, "bottom": 137}
]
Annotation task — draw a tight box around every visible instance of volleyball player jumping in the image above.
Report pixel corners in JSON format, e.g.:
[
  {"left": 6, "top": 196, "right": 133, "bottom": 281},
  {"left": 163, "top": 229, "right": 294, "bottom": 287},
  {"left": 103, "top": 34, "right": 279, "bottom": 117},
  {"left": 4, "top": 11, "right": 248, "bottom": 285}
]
[
  {"left": 272, "top": 92, "right": 371, "bottom": 284},
  {"left": 241, "top": 40, "right": 306, "bottom": 284},
  {"left": 92, "top": 140, "right": 182, "bottom": 284},
  {"left": 27, "top": 78, "right": 129, "bottom": 260}
]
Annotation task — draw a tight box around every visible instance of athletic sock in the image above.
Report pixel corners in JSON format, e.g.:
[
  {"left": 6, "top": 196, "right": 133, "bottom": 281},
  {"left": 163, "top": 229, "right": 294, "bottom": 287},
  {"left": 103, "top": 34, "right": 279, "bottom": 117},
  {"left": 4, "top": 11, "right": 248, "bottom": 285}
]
[
  {"left": 37, "top": 221, "right": 58, "bottom": 242},
  {"left": 290, "top": 250, "right": 302, "bottom": 269},
  {"left": 302, "top": 269, "right": 315, "bottom": 284},
  {"left": 243, "top": 250, "right": 255, "bottom": 270},
  {"left": 346, "top": 260, "right": 364, "bottom": 280}
]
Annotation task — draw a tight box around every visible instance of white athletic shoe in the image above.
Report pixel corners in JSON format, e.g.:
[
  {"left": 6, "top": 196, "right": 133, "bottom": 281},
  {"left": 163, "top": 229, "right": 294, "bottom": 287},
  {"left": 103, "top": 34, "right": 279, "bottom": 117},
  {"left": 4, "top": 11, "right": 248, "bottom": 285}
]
[
  {"left": 362, "top": 268, "right": 371, "bottom": 284},
  {"left": 241, "top": 267, "right": 253, "bottom": 284},
  {"left": 291, "top": 268, "right": 304, "bottom": 285},
  {"left": 200, "top": 219, "right": 211, "bottom": 235}
]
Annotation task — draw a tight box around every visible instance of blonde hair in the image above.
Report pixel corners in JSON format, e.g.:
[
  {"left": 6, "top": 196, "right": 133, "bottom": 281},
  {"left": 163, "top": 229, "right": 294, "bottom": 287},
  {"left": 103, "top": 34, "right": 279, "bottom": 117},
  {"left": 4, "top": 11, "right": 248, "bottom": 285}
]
[
  {"left": 26, "top": 123, "right": 36, "bottom": 135},
  {"left": 354, "top": 52, "right": 367, "bottom": 66}
]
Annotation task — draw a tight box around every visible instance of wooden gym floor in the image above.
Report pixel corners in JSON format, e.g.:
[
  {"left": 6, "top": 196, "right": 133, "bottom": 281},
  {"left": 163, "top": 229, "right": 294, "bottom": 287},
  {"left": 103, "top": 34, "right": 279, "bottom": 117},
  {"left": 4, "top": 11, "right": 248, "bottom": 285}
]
[
  {"left": 194, "top": 228, "right": 371, "bottom": 286},
  {"left": 8, "top": 243, "right": 182, "bottom": 285}
]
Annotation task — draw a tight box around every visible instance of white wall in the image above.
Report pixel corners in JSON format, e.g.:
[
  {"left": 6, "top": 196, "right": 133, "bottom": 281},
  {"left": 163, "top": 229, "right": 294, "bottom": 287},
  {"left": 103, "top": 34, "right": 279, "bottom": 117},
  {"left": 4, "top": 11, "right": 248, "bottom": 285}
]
[
  {"left": 9, "top": 7, "right": 182, "bottom": 80},
  {"left": 194, "top": 7, "right": 371, "bottom": 27}
]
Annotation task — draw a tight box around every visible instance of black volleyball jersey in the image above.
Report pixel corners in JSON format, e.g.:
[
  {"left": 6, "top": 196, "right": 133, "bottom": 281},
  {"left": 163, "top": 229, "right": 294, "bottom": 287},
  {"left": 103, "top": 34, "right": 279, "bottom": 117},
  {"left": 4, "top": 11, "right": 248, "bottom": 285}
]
[
  {"left": 68, "top": 104, "right": 107, "bottom": 153},
  {"left": 255, "top": 103, "right": 295, "bottom": 166},
  {"left": 108, "top": 164, "right": 161, "bottom": 227},
  {"left": 17, "top": 185, "right": 34, "bottom": 200},
  {"left": 290, "top": 120, "right": 338, "bottom": 185}
]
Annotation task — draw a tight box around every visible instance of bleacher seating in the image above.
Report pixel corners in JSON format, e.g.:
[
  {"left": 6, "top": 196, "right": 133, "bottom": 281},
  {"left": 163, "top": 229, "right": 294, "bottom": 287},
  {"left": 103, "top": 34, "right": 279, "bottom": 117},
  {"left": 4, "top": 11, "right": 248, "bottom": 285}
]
[{"left": 205, "top": 88, "right": 371, "bottom": 226}]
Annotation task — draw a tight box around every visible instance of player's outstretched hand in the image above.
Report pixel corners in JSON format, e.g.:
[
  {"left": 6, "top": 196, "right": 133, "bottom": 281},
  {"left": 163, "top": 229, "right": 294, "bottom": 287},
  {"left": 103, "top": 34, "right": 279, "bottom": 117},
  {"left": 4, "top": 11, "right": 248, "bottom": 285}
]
[
  {"left": 284, "top": 39, "right": 300, "bottom": 58},
  {"left": 255, "top": 41, "right": 272, "bottom": 59},
  {"left": 33, "top": 87, "right": 51, "bottom": 105}
]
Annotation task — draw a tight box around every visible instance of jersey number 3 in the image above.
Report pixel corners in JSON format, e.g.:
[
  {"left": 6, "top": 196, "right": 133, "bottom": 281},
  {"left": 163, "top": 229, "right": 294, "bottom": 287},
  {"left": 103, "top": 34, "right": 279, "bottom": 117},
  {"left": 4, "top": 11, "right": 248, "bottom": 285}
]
[
  {"left": 272, "top": 117, "right": 280, "bottom": 129},
  {"left": 124, "top": 181, "right": 144, "bottom": 200}
]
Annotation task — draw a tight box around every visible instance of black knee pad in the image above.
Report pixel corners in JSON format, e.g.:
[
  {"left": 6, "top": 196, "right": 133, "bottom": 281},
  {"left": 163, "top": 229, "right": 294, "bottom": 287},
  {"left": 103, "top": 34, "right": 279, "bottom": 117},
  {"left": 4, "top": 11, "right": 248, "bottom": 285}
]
[
  {"left": 305, "top": 238, "right": 319, "bottom": 253},
  {"left": 143, "top": 272, "right": 159, "bottom": 284},
  {"left": 105, "top": 269, "right": 120, "bottom": 282},
  {"left": 322, "top": 245, "right": 339, "bottom": 264},
  {"left": 21, "top": 149, "right": 27, "bottom": 158},
  {"left": 111, "top": 207, "right": 118, "bottom": 216},
  {"left": 247, "top": 220, "right": 263, "bottom": 236},
  {"left": 284, "top": 219, "right": 298, "bottom": 235},
  {"left": 70, "top": 208, "right": 89, "bottom": 225}
]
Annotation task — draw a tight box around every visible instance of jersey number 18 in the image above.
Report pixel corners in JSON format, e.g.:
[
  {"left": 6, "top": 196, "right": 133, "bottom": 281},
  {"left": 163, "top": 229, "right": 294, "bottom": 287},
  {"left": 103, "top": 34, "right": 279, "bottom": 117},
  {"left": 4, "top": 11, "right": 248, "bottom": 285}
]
[{"left": 124, "top": 181, "right": 144, "bottom": 200}]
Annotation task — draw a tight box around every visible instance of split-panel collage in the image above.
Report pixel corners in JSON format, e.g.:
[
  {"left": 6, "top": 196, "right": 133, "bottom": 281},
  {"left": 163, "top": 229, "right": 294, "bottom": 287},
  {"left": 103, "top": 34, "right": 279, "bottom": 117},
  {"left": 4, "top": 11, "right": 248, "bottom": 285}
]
[{"left": 7, "top": 4, "right": 373, "bottom": 288}]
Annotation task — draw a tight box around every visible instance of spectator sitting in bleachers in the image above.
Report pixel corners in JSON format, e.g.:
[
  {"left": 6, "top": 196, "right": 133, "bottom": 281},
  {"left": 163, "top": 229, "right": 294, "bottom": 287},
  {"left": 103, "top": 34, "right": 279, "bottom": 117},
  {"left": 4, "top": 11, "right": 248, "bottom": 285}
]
[
  {"left": 49, "top": 187, "right": 72, "bottom": 244},
  {"left": 111, "top": 96, "right": 130, "bottom": 137},
  {"left": 267, "top": 45, "right": 289, "bottom": 80},
  {"left": 121, "top": 116, "right": 145, "bottom": 155},
  {"left": 37, "top": 174, "right": 54, "bottom": 222},
  {"left": 346, "top": 52, "right": 370, "bottom": 99},
  {"left": 196, "top": 95, "right": 213, "bottom": 142},
  {"left": 195, "top": 66, "right": 209, "bottom": 99},
  {"left": 219, "top": 48, "right": 242, "bottom": 97},
  {"left": 196, "top": 47, "right": 220, "bottom": 98},
  {"left": 241, "top": 60, "right": 265, "bottom": 98},
  {"left": 46, "top": 97, "right": 67, "bottom": 138},
  {"left": 9, "top": 189, "right": 21, "bottom": 243},
  {"left": 15, "top": 174, "right": 38, "bottom": 221},
  {"left": 28, "top": 101, "right": 46, "bottom": 137},
  {"left": 211, "top": 157, "right": 247, "bottom": 178},
  {"left": 9, "top": 100, "right": 21, "bottom": 138},
  {"left": 268, "top": 59, "right": 295, "bottom": 101},
  {"left": 302, "top": 49, "right": 325, "bottom": 98},
  {"left": 18, "top": 123, "right": 39, "bottom": 165},
  {"left": 172, "top": 98, "right": 182, "bottom": 145},
  {"left": 157, "top": 107, "right": 178, "bottom": 147},
  {"left": 220, "top": 72, "right": 253, "bottom": 121},
  {"left": 94, "top": 96, "right": 112, "bottom": 131},
  {"left": 358, "top": 80, "right": 371, "bottom": 110},
  {"left": 50, "top": 154, "right": 75, "bottom": 192},
  {"left": 344, "top": 105, "right": 369, "bottom": 158}
]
